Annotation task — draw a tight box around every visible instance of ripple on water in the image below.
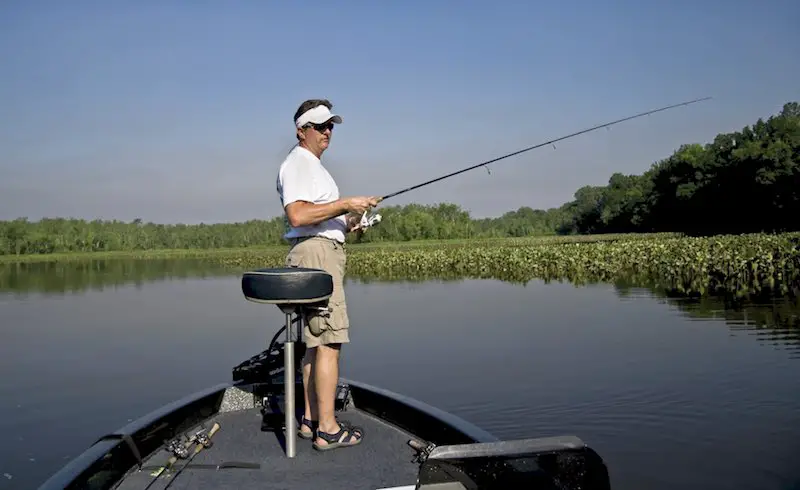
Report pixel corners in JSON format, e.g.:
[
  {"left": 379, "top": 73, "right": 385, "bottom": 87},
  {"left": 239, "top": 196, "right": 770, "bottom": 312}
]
[{"left": 453, "top": 377, "right": 800, "bottom": 490}]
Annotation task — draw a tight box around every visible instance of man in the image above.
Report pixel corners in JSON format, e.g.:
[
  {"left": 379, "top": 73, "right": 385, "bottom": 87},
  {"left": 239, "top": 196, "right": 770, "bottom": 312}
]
[{"left": 276, "top": 98, "right": 378, "bottom": 451}]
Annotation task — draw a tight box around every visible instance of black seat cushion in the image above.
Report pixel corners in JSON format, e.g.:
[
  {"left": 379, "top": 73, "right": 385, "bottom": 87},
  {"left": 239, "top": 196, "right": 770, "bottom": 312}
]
[{"left": 241, "top": 267, "right": 333, "bottom": 304}]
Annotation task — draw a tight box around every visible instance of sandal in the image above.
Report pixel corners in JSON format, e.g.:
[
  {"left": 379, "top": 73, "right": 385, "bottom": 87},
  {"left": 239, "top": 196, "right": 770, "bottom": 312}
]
[
  {"left": 313, "top": 421, "right": 364, "bottom": 451},
  {"left": 298, "top": 416, "right": 317, "bottom": 440}
]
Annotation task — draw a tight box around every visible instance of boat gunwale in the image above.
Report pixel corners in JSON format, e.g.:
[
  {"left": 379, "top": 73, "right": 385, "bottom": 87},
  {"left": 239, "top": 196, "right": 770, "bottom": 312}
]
[
  {"left": 36, "top": 377, "right": 498, "bottom": 490},
  {"left": 344, "top": 378, "right": 498, "bottom": 446}
]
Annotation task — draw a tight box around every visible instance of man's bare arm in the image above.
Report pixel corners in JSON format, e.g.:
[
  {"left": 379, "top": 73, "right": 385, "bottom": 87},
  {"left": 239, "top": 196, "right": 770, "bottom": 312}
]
[
  {"left": 285, "top": 200, "right": 349, "bottom": 228},
  {"left": 285, "top": 196, "right": 378, "bottom": 228}
]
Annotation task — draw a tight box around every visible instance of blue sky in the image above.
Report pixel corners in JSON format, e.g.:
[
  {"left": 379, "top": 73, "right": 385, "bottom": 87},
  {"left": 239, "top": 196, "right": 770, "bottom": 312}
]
[{"left": 1, "top": 0, "right": 798, "bottom": 223}]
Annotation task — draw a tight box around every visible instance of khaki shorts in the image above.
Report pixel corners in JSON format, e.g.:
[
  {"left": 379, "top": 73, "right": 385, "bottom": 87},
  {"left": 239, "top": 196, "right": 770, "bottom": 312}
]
[{"left": 285, "top": 236, "right": 349, "bottom": 348}]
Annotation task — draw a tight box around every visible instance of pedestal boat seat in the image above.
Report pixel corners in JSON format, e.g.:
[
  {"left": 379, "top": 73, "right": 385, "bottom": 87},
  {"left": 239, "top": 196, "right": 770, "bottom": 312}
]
[
  {"left": 241, "top": 266, "right": 334, "bottom": 309},
  {"left": 240, "top": 267, "right": 334, "bottom": 459}
]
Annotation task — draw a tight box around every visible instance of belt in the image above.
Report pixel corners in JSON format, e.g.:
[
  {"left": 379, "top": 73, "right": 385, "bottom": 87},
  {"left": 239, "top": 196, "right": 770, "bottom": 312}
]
[{"left": 289, "top": 235, "right": 345, "bottom": 247}]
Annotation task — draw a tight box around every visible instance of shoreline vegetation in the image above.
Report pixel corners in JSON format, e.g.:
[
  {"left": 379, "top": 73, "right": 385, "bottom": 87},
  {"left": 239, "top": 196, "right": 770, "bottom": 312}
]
[
  {"left": 2, "top": 232, "right": 798, "bottom": 298},
  {"left": 1, "top": 102, "right": 798, "bottom": 297},
  {"left": 2, "top": 251, "right": 797, "bottom": 358}
]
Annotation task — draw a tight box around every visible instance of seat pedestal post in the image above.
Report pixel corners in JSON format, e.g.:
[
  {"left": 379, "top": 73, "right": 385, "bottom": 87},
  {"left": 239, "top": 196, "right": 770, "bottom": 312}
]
[{"left": 283, "top": 308, "right": 297, "bottom": 458}]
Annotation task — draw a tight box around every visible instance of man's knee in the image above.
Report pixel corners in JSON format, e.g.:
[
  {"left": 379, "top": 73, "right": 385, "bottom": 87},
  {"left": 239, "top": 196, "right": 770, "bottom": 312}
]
[{"left": 317, "top": 342, "right": 342, "bottom": 363}]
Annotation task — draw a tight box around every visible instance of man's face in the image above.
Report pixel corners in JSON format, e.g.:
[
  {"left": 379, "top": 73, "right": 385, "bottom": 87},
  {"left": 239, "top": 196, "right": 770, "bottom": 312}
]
[{"left": 300, "top": 119, "right": 335, "bottom": 154}]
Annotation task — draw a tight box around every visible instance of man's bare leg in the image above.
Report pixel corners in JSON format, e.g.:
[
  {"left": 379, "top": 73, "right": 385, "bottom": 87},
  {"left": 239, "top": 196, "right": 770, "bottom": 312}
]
[
  {"left": 313, "top": 343, "right": 363, "bottom": 448},
  {"left": 314, "top": 342, "right": 340, "bottom": 427},
  {"left": 299, "top": 347, "right": 316, "bottom": 438},
  {"left": 314, "top": 343, "right": 341, "bottom": 444}
]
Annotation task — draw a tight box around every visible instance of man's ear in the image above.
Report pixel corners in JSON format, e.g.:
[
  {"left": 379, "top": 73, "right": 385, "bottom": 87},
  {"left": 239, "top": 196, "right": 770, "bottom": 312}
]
[{"left": 296, "top": 127, "right": 305, "bottom": 141}]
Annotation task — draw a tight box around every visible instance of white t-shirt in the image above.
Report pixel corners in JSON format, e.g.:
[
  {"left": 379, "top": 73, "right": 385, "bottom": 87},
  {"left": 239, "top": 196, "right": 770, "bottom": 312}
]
[{"left": 276, "top": 145, "right": 348, "bottom": 243}]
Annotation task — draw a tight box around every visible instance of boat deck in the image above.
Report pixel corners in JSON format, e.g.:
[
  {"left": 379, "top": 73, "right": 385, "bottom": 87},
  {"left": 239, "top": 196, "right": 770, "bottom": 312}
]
[{"left": 116, "top": 405, "right": 421, "bottom": 490}]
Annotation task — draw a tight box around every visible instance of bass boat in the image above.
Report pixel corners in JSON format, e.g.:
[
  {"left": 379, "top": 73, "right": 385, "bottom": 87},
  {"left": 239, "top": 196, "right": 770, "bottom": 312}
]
[{"left": 38, "top": 267, "right": 612, "bottom": 489}]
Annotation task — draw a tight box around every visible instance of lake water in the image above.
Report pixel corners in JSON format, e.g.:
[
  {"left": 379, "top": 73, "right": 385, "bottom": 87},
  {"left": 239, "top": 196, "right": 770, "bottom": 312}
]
[{"left": 1, "top": 259, "right": 799, "bottom": 490}]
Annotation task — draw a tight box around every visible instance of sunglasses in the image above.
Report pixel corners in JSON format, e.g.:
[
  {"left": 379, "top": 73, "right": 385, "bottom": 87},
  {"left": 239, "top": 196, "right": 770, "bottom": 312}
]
[{"left": 305, "top": 122, "right": 334, "bottom": 133}]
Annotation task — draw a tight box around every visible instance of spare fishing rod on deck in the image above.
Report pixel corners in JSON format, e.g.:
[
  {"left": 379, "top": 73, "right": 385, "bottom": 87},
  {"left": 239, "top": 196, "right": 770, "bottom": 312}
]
[{"left": 353, "top": 96, "right": 712, "bottom": 229}]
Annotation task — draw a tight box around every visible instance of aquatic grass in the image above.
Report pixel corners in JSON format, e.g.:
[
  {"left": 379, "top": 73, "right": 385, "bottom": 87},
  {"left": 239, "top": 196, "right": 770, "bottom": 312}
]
[
  {"left": 0, "top": 232, "right": 678, "bottom": 264},
  {"left": 2, "top": 232, "right": 798, "bottom": 298},
  {"left": 216, "top": 232, "right": 800, "bottom": 297}
]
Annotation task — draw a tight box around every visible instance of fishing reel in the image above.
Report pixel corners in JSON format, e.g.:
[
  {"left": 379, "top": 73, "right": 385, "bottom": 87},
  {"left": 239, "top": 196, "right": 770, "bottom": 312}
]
[
  {"left": 359, "top": 210, "right": 382, "bottom": 229},
  {"left": 166, "top": 439, "right": 191, "bottom": 459}
]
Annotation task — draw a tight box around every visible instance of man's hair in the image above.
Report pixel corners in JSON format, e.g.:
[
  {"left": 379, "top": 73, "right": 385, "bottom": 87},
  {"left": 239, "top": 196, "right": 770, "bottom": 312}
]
[{"left": 293, "top": 99, "right": 333, "bottom": 125}]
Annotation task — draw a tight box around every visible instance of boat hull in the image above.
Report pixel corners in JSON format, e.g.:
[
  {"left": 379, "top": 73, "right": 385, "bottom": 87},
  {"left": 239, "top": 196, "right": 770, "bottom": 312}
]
[
  {"left": 37, "top": 377, "right": 499, "bottom": 490},
  {"left": 39, "top": 332, "right": 612, "bottom": 489}
]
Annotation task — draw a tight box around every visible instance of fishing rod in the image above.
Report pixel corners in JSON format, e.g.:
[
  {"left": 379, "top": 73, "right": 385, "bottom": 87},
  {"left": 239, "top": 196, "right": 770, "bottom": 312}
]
[{"left": 376, "top": 96, "right": 712, "bottom": 203}]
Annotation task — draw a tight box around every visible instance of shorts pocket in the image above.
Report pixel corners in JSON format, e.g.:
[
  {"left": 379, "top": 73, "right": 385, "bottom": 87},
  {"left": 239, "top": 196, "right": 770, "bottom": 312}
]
[
  {"left": 305, "top": 305, "right": 331, "bottom": 337},
  {"left": 307, "top": 299, "right": 348, "bottom": 335}
]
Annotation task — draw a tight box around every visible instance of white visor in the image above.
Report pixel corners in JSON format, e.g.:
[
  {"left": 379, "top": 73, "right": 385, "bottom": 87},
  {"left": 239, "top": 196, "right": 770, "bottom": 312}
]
[{"left": 295, "top": 105, "right": 343, "bottom": 128}]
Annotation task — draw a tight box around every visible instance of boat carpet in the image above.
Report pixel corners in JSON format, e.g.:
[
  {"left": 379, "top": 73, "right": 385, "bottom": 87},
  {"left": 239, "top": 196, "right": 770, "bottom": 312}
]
[{"left": 115, "top": 406, "right": 421, "bottom": 490}]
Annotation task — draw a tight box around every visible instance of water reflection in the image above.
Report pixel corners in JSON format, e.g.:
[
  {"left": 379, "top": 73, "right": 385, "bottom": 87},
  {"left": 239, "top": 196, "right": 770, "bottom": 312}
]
[
  {"left": 612, "top": 282, "right": 800, "bottom": 359},
  {"left": 679, "top": 298, "right": 800, "bottom": 358},
  {"left": 3, "top": 258, "right": 797, "bottom": 357},
  {"left": 0, "top": 259, "right": 233, "bottom": 296}
]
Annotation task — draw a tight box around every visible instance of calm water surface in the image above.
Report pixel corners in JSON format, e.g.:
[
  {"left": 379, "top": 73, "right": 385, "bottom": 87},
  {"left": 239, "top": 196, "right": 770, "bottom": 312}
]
[{"left": 0, "top": 260, "right": 799, "bottom": 490}]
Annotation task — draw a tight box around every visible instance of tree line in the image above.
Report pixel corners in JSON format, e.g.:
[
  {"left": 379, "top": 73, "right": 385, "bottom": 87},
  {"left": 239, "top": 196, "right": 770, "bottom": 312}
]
[
  {"left": 1, "top": 101, "right": 797, "bottom": 255},
  {"left": 560, "top": 101, "right": 799, "bottom": 235}
]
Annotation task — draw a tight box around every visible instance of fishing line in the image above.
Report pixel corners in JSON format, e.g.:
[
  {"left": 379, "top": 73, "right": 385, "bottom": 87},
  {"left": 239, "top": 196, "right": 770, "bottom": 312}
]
[{"left": 376, "top": 96, "right": 712, "bottom": 203}]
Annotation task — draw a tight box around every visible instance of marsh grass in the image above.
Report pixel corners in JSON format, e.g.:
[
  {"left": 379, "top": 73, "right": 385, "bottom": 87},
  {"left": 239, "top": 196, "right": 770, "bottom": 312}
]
[{"left": 2, "top": 232, "right": 798, "bottom": 297}]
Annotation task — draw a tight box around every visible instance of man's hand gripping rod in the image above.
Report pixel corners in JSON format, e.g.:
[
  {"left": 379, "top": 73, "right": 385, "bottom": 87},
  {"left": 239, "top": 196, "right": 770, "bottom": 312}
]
[{"left": 356, "top": 196, "right": 383, "bottom": 231}]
